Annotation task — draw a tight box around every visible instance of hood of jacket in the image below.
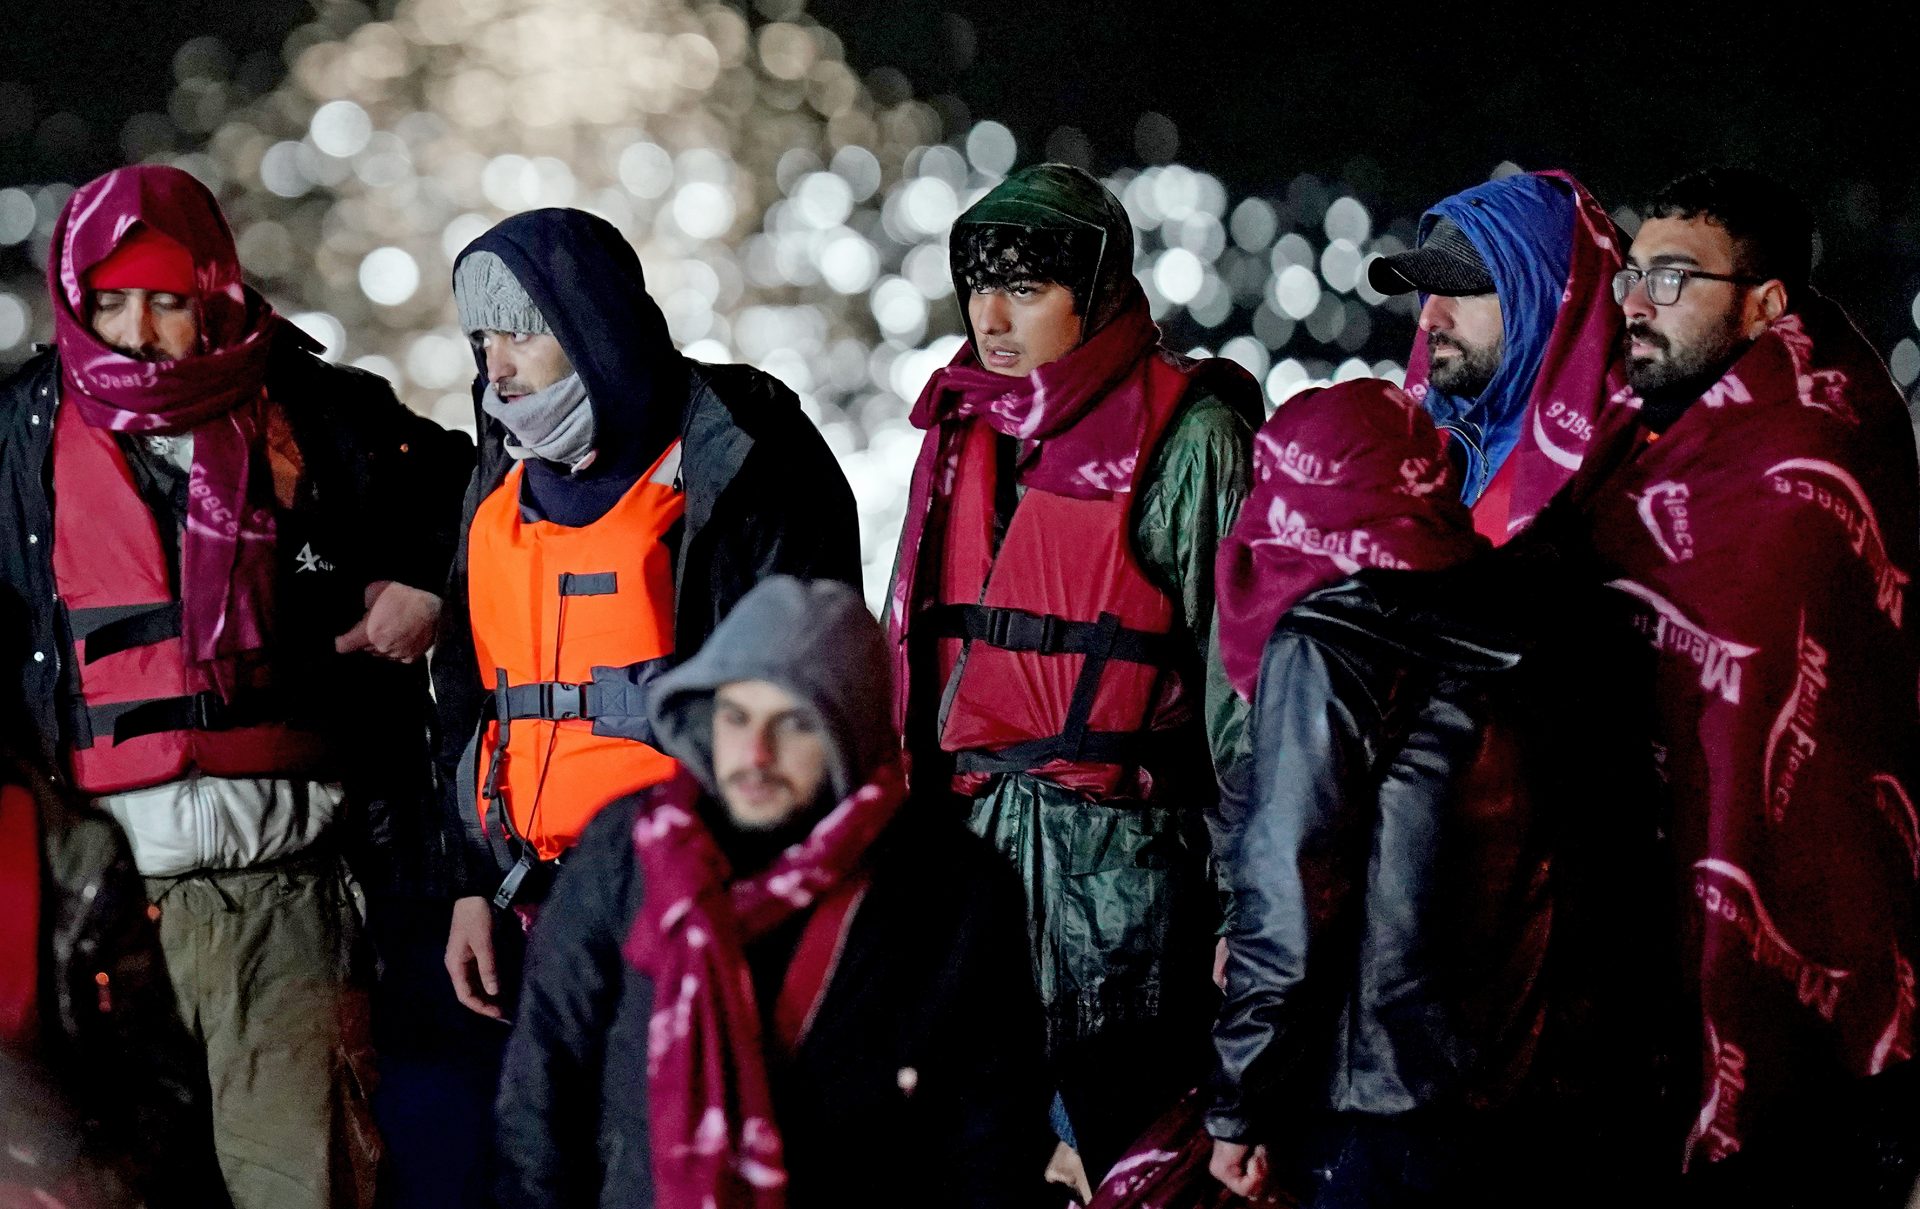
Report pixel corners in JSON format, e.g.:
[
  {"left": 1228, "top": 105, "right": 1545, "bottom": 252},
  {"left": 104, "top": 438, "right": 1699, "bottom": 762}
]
[
  {"left": 949, "top": 162, "right": 1138, "bottom": 348},
  {"left": 648, "top": 576, "right": 894, "bottom": 803},
  {"left": 454, "top": 208, "right": 687, "bottom": 491},
  {"left": 1415, "top": 174, "right": 1576, "bottom": 499}
]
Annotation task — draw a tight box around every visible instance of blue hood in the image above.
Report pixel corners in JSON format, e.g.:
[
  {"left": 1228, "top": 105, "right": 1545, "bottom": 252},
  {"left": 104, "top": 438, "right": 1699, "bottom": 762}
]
[{"left": 1418, "top": 174, "right": 1575, "bottom": 503}]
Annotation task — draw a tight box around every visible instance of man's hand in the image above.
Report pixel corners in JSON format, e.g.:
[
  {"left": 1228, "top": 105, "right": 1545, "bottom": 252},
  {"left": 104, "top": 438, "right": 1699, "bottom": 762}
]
[
  {"left": 1214, "top": 936, "right": 1230, "bottom": 990},
  {"left": 335, "top": 580, "right": 442, "bottom": 662},
  {"left": 1209, "top": 1138, "right": 1269, "bottom": 1198},
  {"left": 445, "top": 896, "right": 504, "bottom": 1019},
  {"left": 1043, "top": 1140, "right": 1092, "bottom": 1204}
]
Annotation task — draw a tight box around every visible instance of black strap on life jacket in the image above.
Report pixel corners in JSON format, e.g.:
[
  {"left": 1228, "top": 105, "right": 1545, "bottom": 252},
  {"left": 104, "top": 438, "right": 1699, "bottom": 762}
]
[
  {"left": 920, "top": 603, "right": 1177, "bottom": 667},
  {"left": 926, "top": 605, "right": 1180, "bottom": 775},
  {"left": 63, "top": 602, "right": 293, "bottom": 750},
  {"left": 69, "top": 688, "right": 290, "bottom": 750},
  {"left": 495, "top": 677, "right": 650, "bottom": 723},
  {"left": 68, "top": 603, "right": 183, "bottom": 664}
]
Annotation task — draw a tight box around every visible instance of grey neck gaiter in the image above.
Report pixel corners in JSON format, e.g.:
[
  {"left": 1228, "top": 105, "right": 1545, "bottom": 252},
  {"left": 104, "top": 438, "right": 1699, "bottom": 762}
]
[{"left": 481, "top": 372, "right": 597, "bottom": 470}]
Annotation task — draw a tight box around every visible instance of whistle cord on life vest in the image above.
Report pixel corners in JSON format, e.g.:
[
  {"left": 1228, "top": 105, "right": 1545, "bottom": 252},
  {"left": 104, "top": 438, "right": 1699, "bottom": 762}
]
[{"left": 518, "top": 588, "right": 570, "bottom": 852}]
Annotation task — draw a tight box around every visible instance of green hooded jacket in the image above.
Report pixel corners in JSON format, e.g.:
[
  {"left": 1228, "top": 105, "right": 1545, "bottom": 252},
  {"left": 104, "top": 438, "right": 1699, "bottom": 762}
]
[{"left": 930, "top": 165, "right": 1258, "bottom": 1051}]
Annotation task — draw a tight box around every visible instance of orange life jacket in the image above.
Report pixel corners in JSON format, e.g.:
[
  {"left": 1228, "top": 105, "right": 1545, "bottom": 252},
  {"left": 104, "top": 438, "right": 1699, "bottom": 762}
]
[
  {"left": 50, "top": 400, "right": 328, "bottom": 795},
  {"left": 468, "top": 444, "right": 685, "bottom": 861}
]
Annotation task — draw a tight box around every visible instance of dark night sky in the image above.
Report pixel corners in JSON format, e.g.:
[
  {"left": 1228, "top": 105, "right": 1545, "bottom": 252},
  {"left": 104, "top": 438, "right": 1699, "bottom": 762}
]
[{"left": 6, "top": 0, "right": 1920, "bottom": 351}]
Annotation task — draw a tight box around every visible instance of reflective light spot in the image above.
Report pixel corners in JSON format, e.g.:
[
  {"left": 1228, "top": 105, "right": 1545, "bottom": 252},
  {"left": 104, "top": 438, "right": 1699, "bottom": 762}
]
[
  {"left": 1324, "top": 196, "right": 1371, "bottom": 245},
  {"left": 1153, "top": 248, "right": 1205, "bottom": 305},
  {"left": 259, "top": 141, "right": 309, "bottom": 198},
  {"left": 1220, "top": 335, "right": 1270, "bottom": 380},
  {"left": 965, "top": 121, "right": 1017, "bottom": 178},
  {"left": 871, "top": 276, "right": 928, "bottom": 339},
  {"left": 359, "top": 247, "right": 420, "bottom": 306},
  {"left": 0, "top": 189, "right": 33, "bottom": 245},
  {"left": 1266, "top": 358, "right": 1311, "bottom": 407},
  {"left": 899, "top": 177, "right": 959, "bottom": 237},
  {"left": 831, "top": 145, "right": 882, "bottom": 202},
  {"left": 1273, "top": 265, "right": 1322, "bottom": 320},
  {"left": 793, "top": 172, "right": 854, "bottom": 229},
  {"left": 819, "top": 232, "right": 879, "bottom": 294},
  {"left": 1229, "top": 198, "right": 1277, "bottom": 252},
  {"left": 1321, "top": 238, "right": 1363, "bottom": 293},
  {"left": 619, "top": 142, "right": 674, "bottom": 199},
  {"left": 0, "top": 293, "right": 26, "bottom": 349},
  {"left": 1892, "top": 338, "right": 1920, "bottom": 388},
  {"left": 672, "top": 182, "right": 735, "bottom": 241},
  {"left": 309, "top": 100, "right": 372, "bottom": 158}
]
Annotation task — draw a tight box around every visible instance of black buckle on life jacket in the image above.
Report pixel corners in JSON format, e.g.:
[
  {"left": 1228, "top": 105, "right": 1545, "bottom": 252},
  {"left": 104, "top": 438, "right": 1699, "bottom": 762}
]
[
  {"left": 541, "top": 682, "right": 584, "bottom": 721},
  {"left": 983, "top": 607, "right": 1062, "bottom": 654},
  {"left": 189, "top": 691, "right": 227, "bottom": 731}
]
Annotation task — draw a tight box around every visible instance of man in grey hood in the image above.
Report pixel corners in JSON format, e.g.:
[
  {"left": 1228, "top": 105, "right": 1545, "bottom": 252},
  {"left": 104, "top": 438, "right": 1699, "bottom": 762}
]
[{"left": 493, "top": 576, "right": 1052, "bottom": 1209}]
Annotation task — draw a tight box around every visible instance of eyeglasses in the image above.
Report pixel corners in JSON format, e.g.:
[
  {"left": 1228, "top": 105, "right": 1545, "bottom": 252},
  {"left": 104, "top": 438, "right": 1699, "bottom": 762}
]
[{"left": 1611, "top": 266, "right": 1767, "bottom": 306}]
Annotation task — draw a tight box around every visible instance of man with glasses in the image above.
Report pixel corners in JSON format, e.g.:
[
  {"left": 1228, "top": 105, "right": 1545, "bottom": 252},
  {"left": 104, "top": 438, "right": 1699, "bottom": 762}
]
[
  {"left": 1542, "top": 168, "right": 1917, "bottom": 1196},
  {"left": 1367, "top": 170, "right": 1624, "bottom": 542}
]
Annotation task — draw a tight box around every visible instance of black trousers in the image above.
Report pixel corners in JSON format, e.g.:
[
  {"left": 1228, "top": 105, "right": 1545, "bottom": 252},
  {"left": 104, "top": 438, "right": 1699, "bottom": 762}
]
[{"left": 1055, "top": 1017, "right": 1211, "bottom": 1186}]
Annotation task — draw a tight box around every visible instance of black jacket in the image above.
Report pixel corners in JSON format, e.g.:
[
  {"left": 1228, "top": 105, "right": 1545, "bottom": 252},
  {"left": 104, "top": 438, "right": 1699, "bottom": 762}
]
[
  {"left": 0, "top": 342, "right": 475, "bottom": 893},
  {"left": 1207, "top": 578, "right": 1551, "bottom": 1142},
  {"left": 1, "top": 748, "right": 227, "bottom": 1207},
  {"left": 430, "top": 360, "right": 862, "bottom": 898},
  {"left": 494, "top": 794, "right": 1052, "bottom": 1209}
]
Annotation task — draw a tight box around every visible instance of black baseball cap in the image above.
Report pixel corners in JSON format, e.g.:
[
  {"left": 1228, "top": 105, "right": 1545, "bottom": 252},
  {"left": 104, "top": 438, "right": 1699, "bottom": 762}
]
[{"left": 1366, "top": 216, "right": 1495, "bottom": 296}]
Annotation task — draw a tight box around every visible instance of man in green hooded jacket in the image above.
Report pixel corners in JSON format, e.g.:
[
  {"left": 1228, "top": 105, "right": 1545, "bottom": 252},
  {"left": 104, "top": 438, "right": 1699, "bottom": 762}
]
[{"left": 887, "top": 163, "right": 1259, "bottom": 1188}]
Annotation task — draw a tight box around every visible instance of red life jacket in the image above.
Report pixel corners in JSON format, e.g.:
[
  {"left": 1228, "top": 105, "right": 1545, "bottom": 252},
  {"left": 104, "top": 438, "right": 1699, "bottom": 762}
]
[
  {"left": 50, "top": 401, "right": 328, "bottom": 796},
  {"left": 924, "top": 354, "right": 1201, "bottom": 802},
  {"left": 468, "top": 446, "right": 685, "bottom": 864}
]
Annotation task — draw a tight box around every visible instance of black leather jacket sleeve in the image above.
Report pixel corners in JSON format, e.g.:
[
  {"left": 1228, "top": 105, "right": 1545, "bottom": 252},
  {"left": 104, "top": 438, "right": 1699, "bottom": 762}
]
[{"left": 1205, "top": 627, "right": 1380, "bottom": 1142}]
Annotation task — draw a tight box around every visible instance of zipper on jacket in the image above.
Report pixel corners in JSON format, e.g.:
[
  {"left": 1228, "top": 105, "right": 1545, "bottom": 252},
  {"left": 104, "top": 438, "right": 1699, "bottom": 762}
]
[{"left": 1435, "top": 419, "right": 1490, "bottom": 501}]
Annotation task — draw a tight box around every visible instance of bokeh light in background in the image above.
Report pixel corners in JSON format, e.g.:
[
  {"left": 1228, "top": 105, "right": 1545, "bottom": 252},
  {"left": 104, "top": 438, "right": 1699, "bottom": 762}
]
[{"left": 1, "top": 0, "right": 1917, "bottom": 607}]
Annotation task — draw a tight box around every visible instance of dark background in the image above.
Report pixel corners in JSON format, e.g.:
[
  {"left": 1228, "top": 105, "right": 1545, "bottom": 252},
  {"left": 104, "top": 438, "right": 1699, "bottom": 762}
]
[{"left": 5, "top": 0, "right": 1919, "bottom": 356}]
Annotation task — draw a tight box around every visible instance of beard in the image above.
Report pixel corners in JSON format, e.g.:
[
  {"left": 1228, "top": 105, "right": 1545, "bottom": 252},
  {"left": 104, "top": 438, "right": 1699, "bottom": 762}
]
[
  {"left": 1624, "top": 312, "right": 1746, "bottom": 400},
  {"left": 1427, "top": 330, "right": 1503, "bottom": 398}
]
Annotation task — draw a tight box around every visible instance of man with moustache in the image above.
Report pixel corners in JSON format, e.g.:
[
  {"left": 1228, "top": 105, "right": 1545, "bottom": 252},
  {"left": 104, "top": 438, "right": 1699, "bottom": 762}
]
[
  {"left": 888, "top": 163, "right": 1262, "bottom": 1189},
  {"left": 1550, "top": 169, "right": 1920, "bottom": 1194},
  {"left": 494, "top": 576, "right": 1049, "bottom": 1207},
  {"left": 1370, "top": 169, "right": 1920, "bottom": 1200},
  {"left": 1367, "top": 170, "right": 1625, "bottom": 541},
  {"left": 0, "top": 164, "right": 473, "bottom": 1209},
  {"left": 435, "top": 209, "right": 859, "bottom": 1023}
]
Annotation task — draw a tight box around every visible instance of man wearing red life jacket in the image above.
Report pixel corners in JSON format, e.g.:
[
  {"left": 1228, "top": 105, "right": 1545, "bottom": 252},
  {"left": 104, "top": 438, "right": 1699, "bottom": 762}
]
[
  {"left": 1367, "top": 170, "right": 1625, "bottom": 542},
  {"left": 0, "top": 165, "right": 474, "bottom": 1209},
  {"left": 888, "top": 163, "right": 1262, "bottom": 1187},
  {"left": 434, "top": 209, "right": 860, "bottom": 1024}
]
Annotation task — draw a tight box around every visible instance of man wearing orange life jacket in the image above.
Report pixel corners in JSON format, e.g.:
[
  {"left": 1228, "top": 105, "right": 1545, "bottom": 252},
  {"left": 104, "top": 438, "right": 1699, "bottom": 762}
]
[
  {"left": 433, "top": 209, "right": 861, "bottom": 1023},
  {"left": 0, "top": 165, "right": 474, "bottom": 1209}
]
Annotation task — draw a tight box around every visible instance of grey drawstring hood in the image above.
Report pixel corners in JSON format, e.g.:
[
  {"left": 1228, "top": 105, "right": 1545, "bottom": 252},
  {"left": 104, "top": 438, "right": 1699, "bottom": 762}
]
[{"left": 648, "top": 576, "right": 893, "bottom": 802}]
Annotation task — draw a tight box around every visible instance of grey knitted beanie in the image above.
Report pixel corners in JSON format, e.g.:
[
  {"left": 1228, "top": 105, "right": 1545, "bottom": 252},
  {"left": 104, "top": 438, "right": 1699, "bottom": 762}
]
[{"left": 453, "top": 250, "right": 550, "bottom": 336}]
